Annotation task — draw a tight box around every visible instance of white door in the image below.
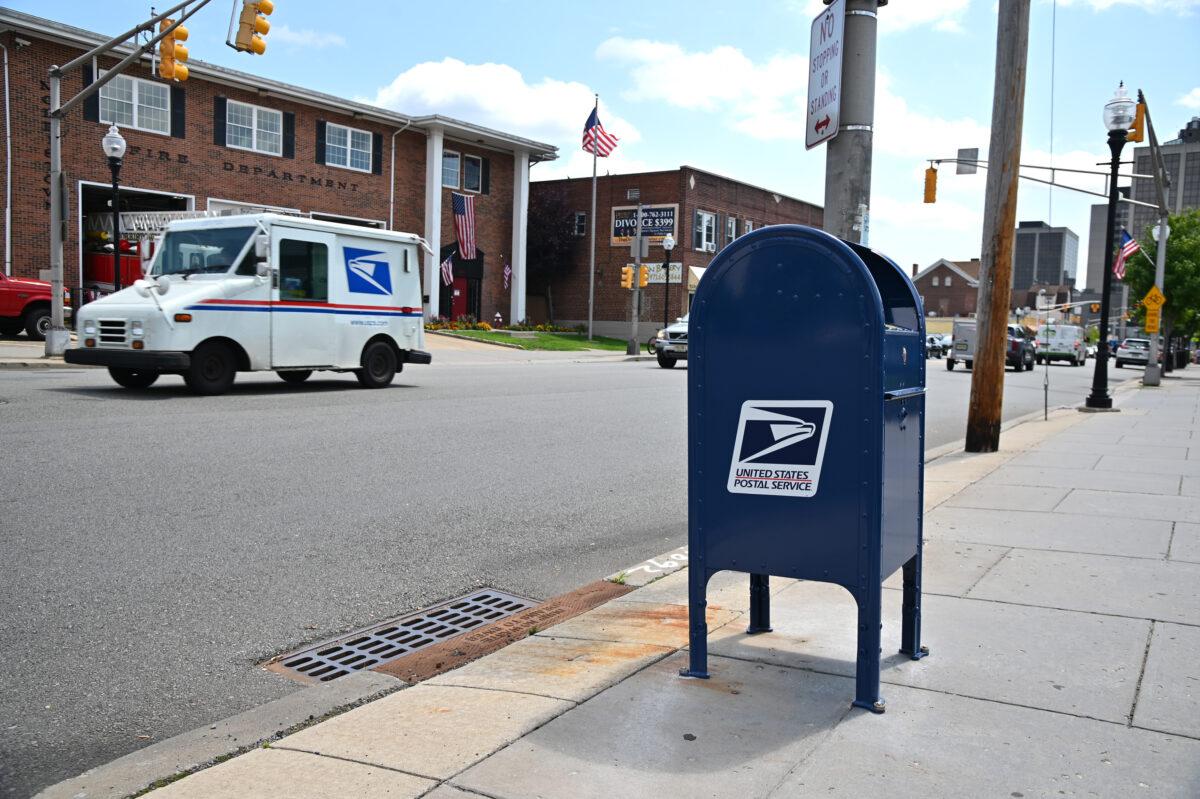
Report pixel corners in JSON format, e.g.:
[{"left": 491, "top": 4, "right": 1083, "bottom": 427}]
[{"left": 271, "top": 228, "right": 338, "bottom": 367}]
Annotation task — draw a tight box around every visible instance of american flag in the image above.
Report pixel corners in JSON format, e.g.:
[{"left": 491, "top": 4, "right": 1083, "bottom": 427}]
[
  {"left": 1113, "top": 229, "right": 1139, "bottom": 281},
  {"left": 582, "top": 108, "right": 618, "bottom": 157},
  {"left": 503, "top": 259, "right": 512, "bottom": 290},
  {"left": 440, "top": 250, "right": 454, "bottom": 286},
  {"left": 452, "top": 193, "right": 476, "bottom": 260}
]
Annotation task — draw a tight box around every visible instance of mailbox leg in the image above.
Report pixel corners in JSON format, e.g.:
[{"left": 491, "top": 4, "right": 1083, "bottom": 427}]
[
  {"left": 747, "top": 573, "right": 772, "bottom": 634},
  {"left": 900, "top": 553, "right": 930, "bottom": 660},
  {"left": 851, "top": 586, "right": 885, "bottom": 714},
  {"left": 679, "top": 567, "right": 711, "bottom": 679}
]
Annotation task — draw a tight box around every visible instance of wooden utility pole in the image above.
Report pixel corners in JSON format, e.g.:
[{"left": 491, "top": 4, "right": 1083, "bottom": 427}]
[{"left": 965, "top": 0, "right": 1031, "bottom": 452}]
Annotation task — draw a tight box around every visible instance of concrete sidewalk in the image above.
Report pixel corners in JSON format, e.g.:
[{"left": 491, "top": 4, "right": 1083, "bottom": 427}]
[{"left": 51, "top": 374, "right": 1200, "bottom": 798}]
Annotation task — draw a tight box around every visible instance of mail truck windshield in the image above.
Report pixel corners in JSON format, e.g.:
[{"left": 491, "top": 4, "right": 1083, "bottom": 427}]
[{"left": 151, "top": 227, "right": 256, "bottom": 277}]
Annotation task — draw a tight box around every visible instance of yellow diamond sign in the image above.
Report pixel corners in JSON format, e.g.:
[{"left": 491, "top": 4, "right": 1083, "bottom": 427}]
[{"left": 1143, "top": 285, "right": 1166, "bottom": 309}]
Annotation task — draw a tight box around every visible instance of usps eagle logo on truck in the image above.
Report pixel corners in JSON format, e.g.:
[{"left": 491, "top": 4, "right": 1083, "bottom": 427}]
[
  {"left": 344, "top": 247, "right": 393, "bottom": 296},
  {"left": 727, "top": 400, "right": 833, "bottom": 498}
]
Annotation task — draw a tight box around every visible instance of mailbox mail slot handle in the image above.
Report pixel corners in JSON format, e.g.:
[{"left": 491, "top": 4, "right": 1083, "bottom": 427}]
[{"left": 884, "top": 387, "right": 926, "bottom": 401}]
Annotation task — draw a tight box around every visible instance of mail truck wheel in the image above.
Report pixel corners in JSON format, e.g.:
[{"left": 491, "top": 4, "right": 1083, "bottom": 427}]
[
  {"left": 277, "top": 370, "right": 312, "bottom": 384},
  {"left": 357, "top": 341, "right": 396, "bottom": 388},
  {"left": 24, "top": 306, "right": 51, "bottom": 340},
  {"left": 185, "top": 341, "right": 237, "bottom": 395},
  {"left": 108, "top": 367, "right": 158, "bottom": 389},
  {"left": 656, "top": 352, "right": 677, "bottom": 369}
]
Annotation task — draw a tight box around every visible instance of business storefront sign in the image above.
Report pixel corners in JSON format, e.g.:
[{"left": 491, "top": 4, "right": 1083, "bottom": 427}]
[
  {"left": 611, "top": 204, "right": 677, "bottom": 246},
  {"left": 629, "top": 262, "right": 683, "bottom": 284}
]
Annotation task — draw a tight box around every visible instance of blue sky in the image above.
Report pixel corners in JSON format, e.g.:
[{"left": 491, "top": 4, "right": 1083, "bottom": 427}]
[{"left": 30, "top": 1, "right": 1200, "bottom": 290}]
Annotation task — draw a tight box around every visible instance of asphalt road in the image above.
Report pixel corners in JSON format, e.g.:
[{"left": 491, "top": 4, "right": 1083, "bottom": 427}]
[{"left": 0, "top": 343, "right": 1139, "bottom": 796}]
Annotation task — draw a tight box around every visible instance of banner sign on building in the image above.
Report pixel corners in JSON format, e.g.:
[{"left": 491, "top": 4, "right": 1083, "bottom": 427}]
[{"left": 611, "top": 204, "right": 678, "bottom": 246}]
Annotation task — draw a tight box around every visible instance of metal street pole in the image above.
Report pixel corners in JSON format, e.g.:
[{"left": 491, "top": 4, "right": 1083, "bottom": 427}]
[
  {"left": 110, "top": 158, "right": 123, "bottom": 292},
  {"left": 1085, "top": 128, "right": 1128, "bottom": 409},
  {"left": 627, "top": 201, "right": 643, "bottom": 356},
  {"left": 1144, "top": 218, "right": 1169, "bottom": 385},
  {"left": 822, "top": 0, "right": 878, "bottom": 242},
  {"left": 661, "top": 235, "right": 675, "bottom": 334},
  {"left": 46, "top": 73, "right": 68, "bottom": 356},
  {"left": 965, "top": 0, "right": 1031, "bottom": 452}
]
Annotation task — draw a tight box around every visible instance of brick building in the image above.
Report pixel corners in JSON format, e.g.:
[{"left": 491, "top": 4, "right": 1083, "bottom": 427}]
[
  {"left": 2, "top": 8, "right": 555, "bottom": 322},
  {"left": 910, "top": 258, "right": 980, "bottom": 317},
  {"left": 529, "top": 167, "right": 822, "bottom": 337}
]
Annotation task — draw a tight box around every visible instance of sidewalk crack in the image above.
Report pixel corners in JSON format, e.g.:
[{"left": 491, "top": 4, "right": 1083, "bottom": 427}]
[
  {"left": 268, "top": 746, "right": 441, "bottom": 783},
  {"left": 1166, "top": 522, "right": 1178, "bottom": 561},
  {"left": 1127, "top": 620, "right": 1156, "bottom": 728},
  {"left": 963, "top": 547, "right": 1012, "bottom": 596}
]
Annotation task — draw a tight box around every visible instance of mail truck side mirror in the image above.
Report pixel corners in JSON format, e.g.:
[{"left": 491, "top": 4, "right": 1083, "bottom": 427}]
[
  {"left": 255, "top": 261, "right": 271, "bottom": 278},
  {"left": 254, "top": 234, "right": 270, "bottom": 261}
]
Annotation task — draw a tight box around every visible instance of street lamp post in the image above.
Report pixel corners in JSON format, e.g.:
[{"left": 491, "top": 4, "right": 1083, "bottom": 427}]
[
  {"left": 102, "top": 125, "right": 127, "bottom": 292},
  {"left": 1086, "top": 83, "right": 1136, "bottom": 410},
  {"left": 661, "top": 234, "right": 675, "bottom": 335}
]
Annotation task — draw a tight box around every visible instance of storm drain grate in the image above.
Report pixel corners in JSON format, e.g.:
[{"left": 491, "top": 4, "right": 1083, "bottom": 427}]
[{"left": 271, "top": 589, "right": 537, "bottom": 683}]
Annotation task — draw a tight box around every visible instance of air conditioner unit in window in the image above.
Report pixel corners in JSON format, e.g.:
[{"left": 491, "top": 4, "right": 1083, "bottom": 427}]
[{"left": 706, "top": 243, "right": 716, "bottom": 252}]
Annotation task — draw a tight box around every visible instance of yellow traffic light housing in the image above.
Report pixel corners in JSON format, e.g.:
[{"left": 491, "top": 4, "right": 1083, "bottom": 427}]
[
  {"left": 1090, "top": 303, "right": 1101, "bottom": 313},
  {"left": 620, "top": 266, "right": 634, "bottom": 289},
  {"left": 235, "top": 0, "right": 274, "bottom": 55},
  {"left": 923, "top": 166, "right": 937, "bottom": 204},
  {"left": 638, "top": 265, "right": 649, "bottom": 288},
  {"left": 158, "top": 19, "right": 190, "bottom": 81},
  {"left": 1127, "top": 102, "right": 1145, "bottom": 143}
]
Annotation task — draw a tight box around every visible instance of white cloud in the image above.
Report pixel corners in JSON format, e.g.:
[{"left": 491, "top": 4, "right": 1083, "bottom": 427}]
[
  {"left": 801, "top": 0, "right": 970, "bottom": 33},
  {"left": 368, "top": 59, "right": 640, "bottom": 151},
  {"left": 1054, "top": 0, "right": 1199, "bottom": 11},
  {"left": 270, "top": 25, "right": 346, "bottom": 49},
  {"left": 1177, "top": 88, "right": 1200, "bottom": 109}
]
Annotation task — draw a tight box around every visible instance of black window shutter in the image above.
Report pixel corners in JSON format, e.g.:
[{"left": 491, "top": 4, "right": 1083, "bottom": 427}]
[
  {"left": 282, "top": 112, "right": 295, "bottom": 159},
  {"left": 82, "top": 65, "right": 99, "bottom": 122},
  {"left": 170, "top": 86, "right": 185, "bottom": 138},
  {"left": 371, "top": 132, "right": 383, "bottom": 175},
  {"left": 693, "top": 210, "right": 703, "bottom": 250},
  {"left": 481, "top": 157, "right": 490, "bottom": 195},
  {"left": 213, "top": 96, "right": 227, "bottom": 146},
  {"left": 315, "top": 119, "right": 326, "bottom": 164}
]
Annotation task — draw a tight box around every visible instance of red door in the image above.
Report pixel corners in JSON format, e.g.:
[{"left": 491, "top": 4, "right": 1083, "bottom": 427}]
[{"left": 450, "top": 276, "right": 469, "bottom": 319}]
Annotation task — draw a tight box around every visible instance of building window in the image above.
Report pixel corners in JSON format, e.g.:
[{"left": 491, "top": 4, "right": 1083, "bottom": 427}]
[
  {"left": 442, "top": 150, "right": 461, "bottom": 188},
  {"left": 279, "top": 240, "right": 328, "bottom": 301},
  {"left": 932, "top": 276, "right": 940, "bottom": 287},
  {"left": 574, "top": 211, "right": 587, "bottom": 237},
  {"left": 693, "top": 210, "right": 716, "bottom": 251},
  {"left": 226, "top": 100, "right": 282, "bottom": 156},
  {"left": 744, "top": 220, "right": 754, "bottom": 234},
  {"left": 726, "top": 217, "right": 737, "bottom": 242},
  {"left": 462, "top": 155, "right": 482, "bottom": 193},
  {"left": 99, "top": 73, "right": 170, "bottom": 135},
  {"left": 325, "top": 123, "right": 372, "bottom": 172},
  {"left": 945, "top": 275, "right": 952, "bottom": 287}
]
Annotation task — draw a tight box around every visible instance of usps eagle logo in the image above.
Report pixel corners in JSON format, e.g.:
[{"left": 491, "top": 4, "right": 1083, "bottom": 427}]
[
  {"left": 344, "top": 247, "right": 392, "bottom": 296},
  {"left": 727, "top": 400, "right": 833, "bottom": 498}
]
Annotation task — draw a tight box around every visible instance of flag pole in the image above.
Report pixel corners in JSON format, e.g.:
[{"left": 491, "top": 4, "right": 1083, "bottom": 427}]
[{"left": 587, "top": 93, "right": 598, "bottom": 341}]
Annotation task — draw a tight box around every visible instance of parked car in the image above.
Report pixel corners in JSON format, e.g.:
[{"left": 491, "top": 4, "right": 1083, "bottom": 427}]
[
  {"left": 925, "top": 333, "right": 950, "bottom": 359},
  {"left": 0, "top": 272, "right": 70, "bottom": 340},
  {"left": 1086, "top": 343, "right": 1097, "bottom": 359},
  {"left": 1034, "top": 324, "right": 1087, "bottom": 366},
  {"left": 946, "top": 320, "right": 1034, "bottom": 371},
  {"left": 654, "top": 314, "right": 688, "bottom": 369},
  {"left": 1115, "top": 338, "right": 1151, "bottom": 369}
]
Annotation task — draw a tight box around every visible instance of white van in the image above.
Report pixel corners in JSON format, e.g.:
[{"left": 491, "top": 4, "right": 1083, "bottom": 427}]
[
  {"left": 1035, "top": 324, "right": 1087, "bottom": 366},
  {"left": 65, "top": 214, "right": 431, "bottom": 394}
]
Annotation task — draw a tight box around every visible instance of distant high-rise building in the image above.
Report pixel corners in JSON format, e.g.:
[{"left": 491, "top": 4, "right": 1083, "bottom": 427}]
[
  {"left": 1012, "top": 220, "right": 1079, "bottom": 290},
  {"left": 1086, "top": 186, "right": 1131, "bottom": 288},
  {"left": 1129, "top": 117, "right": 1200, "bottom": 237}
]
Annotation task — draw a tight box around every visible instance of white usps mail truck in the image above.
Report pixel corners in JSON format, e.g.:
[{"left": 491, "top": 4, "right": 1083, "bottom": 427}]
[{"left": 65, "top": 214, "right": 431, "bottom": 394}]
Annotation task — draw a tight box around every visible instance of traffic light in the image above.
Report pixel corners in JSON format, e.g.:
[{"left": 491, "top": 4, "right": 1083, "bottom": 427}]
[
  {"left": 923, "top": 166, "right": 937, "bottom": 204},
  {"left": 158, "top": 19, "right": 190, "bottom": 81},
  {"left": 234, "top": 0, "right": 274, "bottom": 55},
  {"left": 1127, "top": 102, "right": 1146, "bottom": 143},
  {"left": 638, "top": 265, "right": 649, "bottom": 288},
  {"left": 620, "top": 266, "right": 634, "bottom": 289}
]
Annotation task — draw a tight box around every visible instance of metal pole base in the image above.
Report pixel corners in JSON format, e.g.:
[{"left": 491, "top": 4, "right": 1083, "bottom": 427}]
[
  {"left": 44, "top": 327, "right": 70, "bottom": 356},
  {"left": 1084, "top": 393, "right": 1113, "bottom": 410},
  {"left": 626, "top": 339, "right": 639, "bottom": 356},
  {"left": 1142, "top": 365, "right": 1162, "bottom": 387},
  {"left": 852, "top": 698, "right": 887, "bottom": 714}
]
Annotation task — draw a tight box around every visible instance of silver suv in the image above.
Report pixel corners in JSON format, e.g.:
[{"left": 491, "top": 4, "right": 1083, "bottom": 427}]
[{"left": 654, "top": 314, "right": 688, "bottom": 369}]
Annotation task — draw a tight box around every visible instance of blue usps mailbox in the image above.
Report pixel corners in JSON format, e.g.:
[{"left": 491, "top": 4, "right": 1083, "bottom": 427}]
[{"left": 683, "top": 225, "right": 928, "bottom": 713}]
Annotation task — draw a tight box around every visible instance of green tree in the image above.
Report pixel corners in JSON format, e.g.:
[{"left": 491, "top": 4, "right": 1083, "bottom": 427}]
[
  {"left": 1124, "top": 209, "right": 1200, "bottom": 339},
  {"left": 525, "top": 187, "right": 578, "bottom": 323}
]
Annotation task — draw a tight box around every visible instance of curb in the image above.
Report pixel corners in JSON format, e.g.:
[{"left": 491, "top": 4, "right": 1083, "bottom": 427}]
[
  {"left": 427, "top": 330, "right": 525, "bottom": 350},
  {"left": 0, "top": 359, "right": 96, "bottom": 370},
  {"left": 34, "top": 672, "right": 405, "bottom": 799}
]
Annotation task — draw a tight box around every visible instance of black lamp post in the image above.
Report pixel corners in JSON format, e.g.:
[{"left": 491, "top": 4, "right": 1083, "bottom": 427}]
[
  {"left": 102, "top": 125, "right": 127, "bottom": 291},
  {"left": 1086, "top": 83, "right": 1136, "bottom": 410},
  {"left": 661, "top": 233, "right": 675, "bottom": 334}
]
